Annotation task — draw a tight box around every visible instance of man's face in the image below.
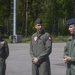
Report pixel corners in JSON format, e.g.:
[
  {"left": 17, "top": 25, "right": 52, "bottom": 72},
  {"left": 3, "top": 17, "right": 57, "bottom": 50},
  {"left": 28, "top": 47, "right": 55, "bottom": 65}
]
[
  {"left": 35, "top": 24, "right": 42, "bottom": 32},
  {"left": 68, "top": 24, "right": 75, "bottom": 35}
]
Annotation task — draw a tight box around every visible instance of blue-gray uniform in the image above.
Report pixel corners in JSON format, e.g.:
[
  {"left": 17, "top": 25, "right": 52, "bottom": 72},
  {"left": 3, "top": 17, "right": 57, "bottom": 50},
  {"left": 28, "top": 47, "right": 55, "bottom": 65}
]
[
  {"left": 64, "top": 18, "right": 75, "bottom": 75},
  {"left": 30, "top": 30, "right": 52, "bottom": 75}
]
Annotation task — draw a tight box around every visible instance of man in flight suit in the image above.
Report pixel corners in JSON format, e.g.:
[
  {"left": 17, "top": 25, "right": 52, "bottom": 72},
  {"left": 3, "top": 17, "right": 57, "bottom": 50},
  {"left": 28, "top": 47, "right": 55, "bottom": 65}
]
[
  {"left": 0, "top": 25, "right": 9, "bottom": 75},
  {"left": 30, "top": 18, "right": 52, "bottom": 75},
  {"left": 63, "top": 18, "right": 75, "bottom": 75}
]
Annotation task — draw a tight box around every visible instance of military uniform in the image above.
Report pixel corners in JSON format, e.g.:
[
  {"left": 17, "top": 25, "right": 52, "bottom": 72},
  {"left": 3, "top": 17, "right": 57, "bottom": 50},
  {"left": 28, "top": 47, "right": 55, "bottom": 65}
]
[
  {"left": 0, "top": 40, "right": 9, "bottom": 75},
  {"left": 64, "top": 36, "right": 75, "bottom": 75},
  {"left": 64, "top": 18, "right": 75, "bottom": 75},
  {"left": 0, "top": 26, "right": 9, "bottom": 75},
  {"left": 30, "top": 30, "right": 52, "bottom": 75}
]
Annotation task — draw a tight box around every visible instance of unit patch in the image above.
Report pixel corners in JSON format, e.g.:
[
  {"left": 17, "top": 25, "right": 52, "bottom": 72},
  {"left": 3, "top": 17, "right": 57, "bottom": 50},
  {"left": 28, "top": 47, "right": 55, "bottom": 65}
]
[
  {"left": 34, "top": 36, "right": 37, "bottom": 41},
  {"left": 48, "top": 37, "right": 51, "bottom": 40}
]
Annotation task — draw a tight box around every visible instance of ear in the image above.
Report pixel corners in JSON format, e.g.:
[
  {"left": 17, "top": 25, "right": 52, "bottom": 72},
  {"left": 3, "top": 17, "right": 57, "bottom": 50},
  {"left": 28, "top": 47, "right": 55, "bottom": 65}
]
[
  {"left": 35, "top": 25, "right": 37, "bottom": 29},
  {"left": 74, "top": 24, "right": 75, "bottom": 27}
]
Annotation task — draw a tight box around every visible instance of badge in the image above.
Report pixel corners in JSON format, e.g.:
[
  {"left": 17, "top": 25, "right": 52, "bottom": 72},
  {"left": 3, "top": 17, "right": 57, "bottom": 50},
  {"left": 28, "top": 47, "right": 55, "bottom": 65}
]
[
  {"left": 34, "top": 36, "right": 37, "bottom": 41},
  {"left": 0, "top": 41, "right": 5, "bottom": 45},
  {"left": 48, "top": 37, "right": 51, "bottom": 40}
]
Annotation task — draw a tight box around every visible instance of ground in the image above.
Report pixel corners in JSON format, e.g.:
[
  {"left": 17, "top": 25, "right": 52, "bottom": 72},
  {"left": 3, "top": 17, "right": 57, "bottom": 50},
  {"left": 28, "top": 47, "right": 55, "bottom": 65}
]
[{"left": 6, "top": 43, "right": 66, "bottom": 75}]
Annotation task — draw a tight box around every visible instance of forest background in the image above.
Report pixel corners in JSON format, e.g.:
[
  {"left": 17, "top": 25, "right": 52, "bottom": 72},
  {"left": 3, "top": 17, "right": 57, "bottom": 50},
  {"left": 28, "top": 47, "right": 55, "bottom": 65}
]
[{"left": 0, "top": 0, "right": 75, "bottom": 42}]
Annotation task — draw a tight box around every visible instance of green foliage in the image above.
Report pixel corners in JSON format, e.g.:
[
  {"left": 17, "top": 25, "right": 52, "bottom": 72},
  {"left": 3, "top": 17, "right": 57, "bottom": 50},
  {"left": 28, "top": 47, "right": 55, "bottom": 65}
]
[
  {"left": 52, "top": 35, "right": 69, "bottom": 42},
  {"left": 0, "top": 0, "right": 75, "bottom": 37},
  {"left": 22, "top": 37, "right": 30, "bottom": 43},
  {"left": 4, "top": 35, "right": 69, "bottom": 43},
  {"left": 0, "top": 0, "right": 11, "bottom": 20}
]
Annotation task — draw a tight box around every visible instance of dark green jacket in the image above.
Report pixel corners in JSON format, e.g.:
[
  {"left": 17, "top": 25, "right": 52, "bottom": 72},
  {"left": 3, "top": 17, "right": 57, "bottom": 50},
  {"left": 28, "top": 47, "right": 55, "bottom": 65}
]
[
  {"left": 64, "top": 36, "right": 75, "bottom": 75},
  {"left": 0, "top": 41, "right": 9, "bottom": 60},
  {"left": 0, "top": 41, "right": 9, "bottom": 75},
  {"left": 30, "top": 31, "right": 52, "bottom": 63}
]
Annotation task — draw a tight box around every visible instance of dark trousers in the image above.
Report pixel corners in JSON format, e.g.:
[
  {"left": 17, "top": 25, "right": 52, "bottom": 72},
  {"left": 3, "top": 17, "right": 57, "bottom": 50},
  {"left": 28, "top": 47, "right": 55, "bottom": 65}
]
[{"left": 0, "top": 62, "right": 6, "bottom": 75}]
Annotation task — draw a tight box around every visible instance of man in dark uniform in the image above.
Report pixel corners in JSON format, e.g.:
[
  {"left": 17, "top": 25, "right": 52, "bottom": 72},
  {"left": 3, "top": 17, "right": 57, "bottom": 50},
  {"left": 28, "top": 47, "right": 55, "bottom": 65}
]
[
  {"left": 30, "top": 18, "right": 52, "bottom": 75},
  {"left": 0, "top": 25, "right": 9, "bottom": 75},
  {"left": 63, "top": 18, "right": 75, "bottom": 75}
]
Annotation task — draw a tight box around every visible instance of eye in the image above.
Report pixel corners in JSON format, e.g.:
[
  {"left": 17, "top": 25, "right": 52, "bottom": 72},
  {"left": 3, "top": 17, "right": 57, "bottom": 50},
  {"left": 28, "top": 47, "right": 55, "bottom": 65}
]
[{"left": 37, "top": 25, "right": 41, "bottom": 26}]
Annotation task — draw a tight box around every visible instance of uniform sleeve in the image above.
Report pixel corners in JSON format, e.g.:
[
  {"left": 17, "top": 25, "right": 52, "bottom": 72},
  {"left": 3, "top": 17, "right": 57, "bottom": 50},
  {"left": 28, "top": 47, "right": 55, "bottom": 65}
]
[
  {"left": 64, "top": 37, "right": 72, "bottom": 57},
  {"left": 4, "top": 42, "right": 9, "bottom": 59},
  {"left": 64, "top": 44, "right": 68, "bottom": 56},
  {"left": 30, "top": 37, "right": 35, "bottom": 60},
  {"left": 71, "top": 57, "right": 75, "bottom": 61},
  {"left": 37, "top": 35, "right": 52, "bottom": 61},
  {"left": 64, "top": 41, "right": 75, "bottom": 61}
]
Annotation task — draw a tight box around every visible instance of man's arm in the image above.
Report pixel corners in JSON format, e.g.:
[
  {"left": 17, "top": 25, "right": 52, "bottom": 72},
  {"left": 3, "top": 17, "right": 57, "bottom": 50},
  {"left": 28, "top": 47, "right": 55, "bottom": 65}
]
[
  {"left": 63, "top": 42, "right": 71, "bottom": 63},
  {"left": 64, "top": 44, "right": 68, "bottom": 56},
  {"left": 30, "top": 37, "right": 35, "bottom": 60},
  {"left": 4, "top": 41, "right": 9, "bottom": 59},
  {"left": 37, "top": 35, "right": 52, "bottom": 61}
]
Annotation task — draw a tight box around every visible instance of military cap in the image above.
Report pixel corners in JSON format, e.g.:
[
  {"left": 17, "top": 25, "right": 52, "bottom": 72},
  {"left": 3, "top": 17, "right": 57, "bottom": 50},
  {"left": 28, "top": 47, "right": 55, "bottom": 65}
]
[
  {"left": 34, "top": 18, "right": 42, "bottom": 25},
  {"left": 67, "top": 18, "right": 75, "bottom": 26}
]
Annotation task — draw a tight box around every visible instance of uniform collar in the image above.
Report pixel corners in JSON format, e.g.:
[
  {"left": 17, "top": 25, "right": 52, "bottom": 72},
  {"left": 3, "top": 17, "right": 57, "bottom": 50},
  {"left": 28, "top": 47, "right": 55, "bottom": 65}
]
[
  {"left": 37, "top": 29, "right": 45, "bottom": 34},
  {"left": 37, "top": 30, "right": 45, "bottom": 36},
  {"left": 72, "top": 35, "right": 75, "bottom": 39},
  {"left": 37, "top": 30, "right": 45, "bottom": 37}
]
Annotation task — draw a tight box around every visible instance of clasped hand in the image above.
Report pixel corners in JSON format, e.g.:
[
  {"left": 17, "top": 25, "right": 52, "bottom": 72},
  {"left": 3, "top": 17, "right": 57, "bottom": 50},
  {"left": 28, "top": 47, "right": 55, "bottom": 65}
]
[
  {"left": 32, "top": 57, "right": 38, "bottom": 64},
  {"left": 63, "top": 56, "right": 71, "bottom": 63}
]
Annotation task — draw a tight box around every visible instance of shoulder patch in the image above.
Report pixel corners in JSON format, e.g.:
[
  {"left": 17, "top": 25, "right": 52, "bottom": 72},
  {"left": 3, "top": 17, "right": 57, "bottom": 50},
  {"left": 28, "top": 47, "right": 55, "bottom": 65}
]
[
  {"left": 48, "top": 36, "right": 51, "bottom": 40},
  {"left": 0, "top": 41, "right": 5, "bottom": 45}
]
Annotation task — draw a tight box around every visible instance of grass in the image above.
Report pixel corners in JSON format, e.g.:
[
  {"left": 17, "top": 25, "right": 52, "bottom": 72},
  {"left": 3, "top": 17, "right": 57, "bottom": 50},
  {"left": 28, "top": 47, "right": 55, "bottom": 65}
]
[
  {"left": 22, "top": 37, "right": 30, "bottom": 43},
  {"left": 52, "top": 36, "right": 69, "bottom": 42},
  {"left": 4, "top": 35, "right": 69, "bottom": 43}
]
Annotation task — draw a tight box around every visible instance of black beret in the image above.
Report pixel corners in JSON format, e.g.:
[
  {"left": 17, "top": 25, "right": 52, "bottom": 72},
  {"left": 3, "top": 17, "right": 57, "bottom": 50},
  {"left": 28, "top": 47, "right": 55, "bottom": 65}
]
[
  {"left": 67, "top": 18, "right": 75, "bottom": 26},
  {"left": 34, "top": 18, "right": 42, "bottom": 25}
]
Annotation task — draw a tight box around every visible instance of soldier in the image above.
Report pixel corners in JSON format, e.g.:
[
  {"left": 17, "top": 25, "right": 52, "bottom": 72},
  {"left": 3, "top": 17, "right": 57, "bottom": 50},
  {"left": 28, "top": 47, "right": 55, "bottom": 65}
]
[
  {"left": 63, "top": 18, "right": 75, "bottom": 75},
  {"left": 0, "top": 25, "right": 9, "bottom": 75},
  {"left": 30, "top": 18, "right": 52, "bottom": 75}
]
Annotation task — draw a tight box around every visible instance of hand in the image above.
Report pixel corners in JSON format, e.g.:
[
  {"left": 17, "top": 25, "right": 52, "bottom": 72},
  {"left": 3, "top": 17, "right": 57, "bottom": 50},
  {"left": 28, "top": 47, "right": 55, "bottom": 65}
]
[
  {"left": 63, "top": 56, "right": 71, "bottom": 63},
  {"left": 32, "top": 57, "right": 38, "bottom": 64},
  {"left": 63, "top": 57, "right": 68, "bottom": 63}
]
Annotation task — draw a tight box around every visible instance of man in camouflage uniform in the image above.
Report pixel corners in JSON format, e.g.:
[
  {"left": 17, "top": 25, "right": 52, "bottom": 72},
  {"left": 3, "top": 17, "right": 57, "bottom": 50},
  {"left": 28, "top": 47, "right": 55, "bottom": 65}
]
[
  {"left": 0, "top": 26, "right": 9, "bottom": 75},
  {"left": 63, "top": 18, "right": 75, "bottom": 75},
  {"left": 30, "top": 18, "right": 52, "bottom": 75}
]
